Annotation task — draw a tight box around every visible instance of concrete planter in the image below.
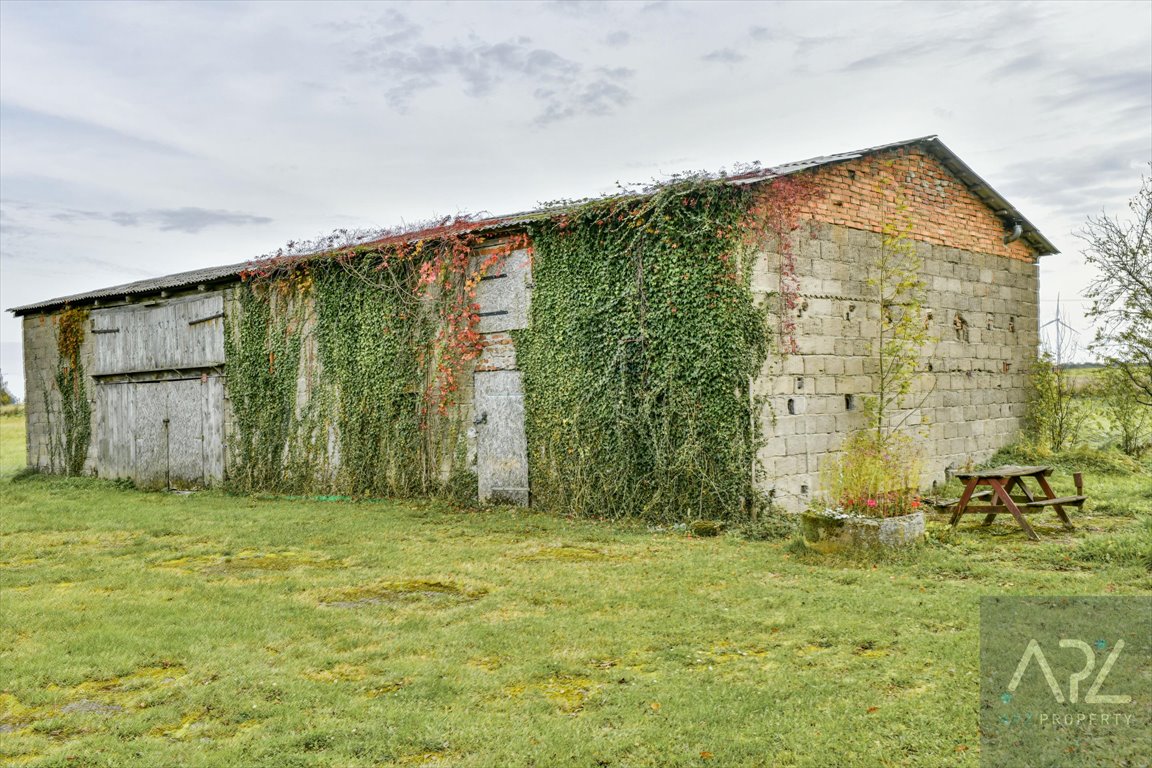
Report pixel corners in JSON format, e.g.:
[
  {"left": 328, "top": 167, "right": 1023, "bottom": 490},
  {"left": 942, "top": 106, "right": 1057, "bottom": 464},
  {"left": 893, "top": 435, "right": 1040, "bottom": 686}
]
[{"left": 800, "top": 510, "right": 925, "bottom": 554}]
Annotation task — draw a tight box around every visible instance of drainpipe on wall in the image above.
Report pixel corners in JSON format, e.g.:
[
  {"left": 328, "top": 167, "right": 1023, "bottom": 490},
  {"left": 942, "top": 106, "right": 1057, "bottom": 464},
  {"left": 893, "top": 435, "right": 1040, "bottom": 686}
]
[{"left": 1003, "top": 222, "right": 1023, "bottom": 245}]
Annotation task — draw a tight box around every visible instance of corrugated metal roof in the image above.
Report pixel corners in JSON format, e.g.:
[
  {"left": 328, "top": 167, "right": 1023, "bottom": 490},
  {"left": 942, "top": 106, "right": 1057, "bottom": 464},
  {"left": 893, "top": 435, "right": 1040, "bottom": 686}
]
[
  {"left": 8, "top": 136, "right": 1057, "bottom": 316},
  {"left": 9, "top": 260, "right": 253, "bottom": 315}
]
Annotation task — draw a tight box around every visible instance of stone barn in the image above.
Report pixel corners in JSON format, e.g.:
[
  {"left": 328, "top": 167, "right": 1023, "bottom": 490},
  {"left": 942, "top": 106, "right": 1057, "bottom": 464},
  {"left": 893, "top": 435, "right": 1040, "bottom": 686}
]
[{"left": 11, "top": 136, "right": 1054, "bottom": 515}]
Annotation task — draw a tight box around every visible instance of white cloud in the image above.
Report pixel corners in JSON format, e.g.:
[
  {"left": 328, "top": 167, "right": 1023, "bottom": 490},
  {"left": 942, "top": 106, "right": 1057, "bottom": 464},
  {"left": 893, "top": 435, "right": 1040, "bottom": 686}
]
[{"left": 1, "top": 0, "right": 1149, "bottom": 397}]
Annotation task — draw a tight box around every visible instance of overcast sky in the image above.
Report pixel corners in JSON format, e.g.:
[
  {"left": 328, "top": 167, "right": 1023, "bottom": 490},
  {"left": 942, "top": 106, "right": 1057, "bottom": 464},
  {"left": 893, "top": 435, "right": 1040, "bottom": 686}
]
[{"left": 1, "top": 0, "right": 1150, "bottom": 397}]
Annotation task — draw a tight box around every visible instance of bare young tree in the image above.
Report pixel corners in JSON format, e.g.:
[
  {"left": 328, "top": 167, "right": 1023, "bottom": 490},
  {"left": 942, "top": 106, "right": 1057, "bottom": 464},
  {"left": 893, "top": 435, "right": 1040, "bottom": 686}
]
[{"left": 1077, "top": 174, "right": 1152, "bottom": 405}]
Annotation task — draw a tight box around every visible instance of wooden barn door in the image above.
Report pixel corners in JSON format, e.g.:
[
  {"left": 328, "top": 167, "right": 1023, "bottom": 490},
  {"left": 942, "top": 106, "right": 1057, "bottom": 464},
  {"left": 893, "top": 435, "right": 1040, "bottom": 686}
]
[
  {"left": 164, "top": 379, "right": 206, "bottom": 490},
  {"left": 131, "top": 382, "right": 170, "bottom": 489},
  {"left": 97, "top": 376, "right": 223, "bottom": 489},
  {"left": 90, "top": 294, "right": 226, "bottom": 488}
]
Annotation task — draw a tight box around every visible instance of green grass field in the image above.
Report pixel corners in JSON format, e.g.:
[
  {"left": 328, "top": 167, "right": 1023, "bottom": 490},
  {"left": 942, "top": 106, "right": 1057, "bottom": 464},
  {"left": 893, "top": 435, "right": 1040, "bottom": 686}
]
[{"left": 1, "top": 408, "right": 1149, "bottom": 767}]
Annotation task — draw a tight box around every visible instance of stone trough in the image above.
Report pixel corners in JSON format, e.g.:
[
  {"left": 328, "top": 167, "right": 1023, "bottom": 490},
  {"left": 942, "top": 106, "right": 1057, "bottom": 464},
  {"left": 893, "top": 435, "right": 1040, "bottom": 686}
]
[{"left": 800, "top": 510, "right": 925, "bottom": 553}]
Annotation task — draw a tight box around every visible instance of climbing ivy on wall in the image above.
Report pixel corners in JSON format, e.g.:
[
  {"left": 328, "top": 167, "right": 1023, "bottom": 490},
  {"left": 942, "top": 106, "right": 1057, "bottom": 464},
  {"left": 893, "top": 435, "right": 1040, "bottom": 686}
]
[
  {"left": 224, "top": 223, "right": 523, "bottom": 497},
  {"left": 311, "top": 257, "right": 433, "bottom": 497},
  {"left": 223, "top": 178, "right": 814, "bottom": 518},
  {"left": 223, "top": 281, "right": 306, "bottom": 492},
  {"left": 51, "top": 307, "right": 91, "bottom": 475},
  {"left": 517, "top": 179, "right": 777, "bottom": 522}
]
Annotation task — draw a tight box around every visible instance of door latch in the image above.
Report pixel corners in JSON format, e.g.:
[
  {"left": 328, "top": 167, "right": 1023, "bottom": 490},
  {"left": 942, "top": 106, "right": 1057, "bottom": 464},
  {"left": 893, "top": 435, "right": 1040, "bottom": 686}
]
[{"left": 473, "top": 412, "right": 488, "bottom": 426}]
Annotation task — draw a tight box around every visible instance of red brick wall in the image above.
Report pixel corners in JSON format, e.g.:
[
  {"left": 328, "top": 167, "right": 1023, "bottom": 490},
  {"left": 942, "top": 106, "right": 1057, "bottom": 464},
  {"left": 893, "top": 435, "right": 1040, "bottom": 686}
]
[{"left": 794, "top": 145, "right": 1038, "bottom": 263}]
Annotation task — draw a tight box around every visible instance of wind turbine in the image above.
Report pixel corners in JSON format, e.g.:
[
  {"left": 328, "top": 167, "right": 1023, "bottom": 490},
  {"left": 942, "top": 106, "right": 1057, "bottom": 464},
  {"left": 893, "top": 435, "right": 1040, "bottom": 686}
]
[{"left": 1040, "top": 294, "right": 1078, "bottom": 368}]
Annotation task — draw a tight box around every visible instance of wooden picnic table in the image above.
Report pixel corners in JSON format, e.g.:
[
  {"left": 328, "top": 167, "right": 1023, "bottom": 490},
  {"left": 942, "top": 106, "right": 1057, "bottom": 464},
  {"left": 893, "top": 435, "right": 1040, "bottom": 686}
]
[{"left": 947, "top": 465, "right": 1086, "bottom": 541}]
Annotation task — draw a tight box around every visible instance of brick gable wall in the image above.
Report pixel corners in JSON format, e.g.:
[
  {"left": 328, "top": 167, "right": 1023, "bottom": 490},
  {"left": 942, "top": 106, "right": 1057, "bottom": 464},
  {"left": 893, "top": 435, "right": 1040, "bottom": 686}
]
[{"left": 797, "top": 145, "right": 1038, "bottom": 263}]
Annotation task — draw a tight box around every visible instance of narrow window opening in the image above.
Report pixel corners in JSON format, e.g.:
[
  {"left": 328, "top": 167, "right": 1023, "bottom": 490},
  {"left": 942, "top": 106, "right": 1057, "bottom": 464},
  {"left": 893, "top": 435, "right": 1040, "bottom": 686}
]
[
  {"left": 845, "top": 394, "right": 856, "bottom": 411},
  {"left": 800, "top": 484, "right": 809, "bottom": 495},
  {"left": 787, "top": 398, "right": 796, "bottom": 415},
  {"left": 953, "top": 313, "right": 970, "bottom": 342},
  {"left": 795, "top": 377, "right": 804, "bottom": 390}
]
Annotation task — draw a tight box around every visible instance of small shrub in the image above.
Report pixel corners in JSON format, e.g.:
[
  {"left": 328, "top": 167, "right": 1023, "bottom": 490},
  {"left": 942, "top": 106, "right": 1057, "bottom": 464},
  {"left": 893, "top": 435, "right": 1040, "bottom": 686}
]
[
  {"left": 1026, "top": 354, "right": 1088, "bottom": 451},
  {"left": 737, "top": 511, "right": 797, "bottom": 541},
  {"left": 1099, "top": 365, "right": 1152, "bottom": 457},
  {"left": 821, "top": 430, "right": 923, "bottom": 518},
  {"left": 442, "top": 466, "right": 479, "bottom": 509},
  {"left": 689, "top": 520, "right": 724, "bottom": 537}
]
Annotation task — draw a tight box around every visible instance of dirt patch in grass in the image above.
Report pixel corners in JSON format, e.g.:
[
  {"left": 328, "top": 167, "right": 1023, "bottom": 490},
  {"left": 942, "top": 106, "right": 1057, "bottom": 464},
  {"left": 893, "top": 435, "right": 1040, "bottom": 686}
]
[
  {"left": 68, "top": 663, "right": 187, "bottom": 699},
  {"left": 1, "top": 664, "right": 187, "bottom": 737},
  {"left": 314, "top": 580, "right": 486, "bottom": 608},
  {"left": 156, "top": 549, "right": 341, "bottom": 575},
  {"left": 0, "top": 693, "right": 41, "bottom": 730},
  {"left": 0, "top": 556, "right": 44, "bottom": 570},
  {"left": 851, "top": 640, "right": 891, "bottom": 659},
  {"left": 467, "top": 656, "right": 503, "bottom": 671},
  {"left": 391, "top": 748, "right": 460, "bottom": 766},
  {"left": 699, "top": 643, "right": 771, "bottom": 664},
  {"left": 58, "top": 699, "right": 123, "bottom": 715}
]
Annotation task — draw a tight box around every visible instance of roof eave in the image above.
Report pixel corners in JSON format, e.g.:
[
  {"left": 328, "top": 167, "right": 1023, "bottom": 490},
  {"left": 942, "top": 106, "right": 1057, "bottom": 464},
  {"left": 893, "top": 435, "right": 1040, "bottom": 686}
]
[
  {"left": 919, "top": 137, "right": 1058, "bottom": 256},
  {"left": 7, "top": 261, "right": 251, "bottom": 317}
]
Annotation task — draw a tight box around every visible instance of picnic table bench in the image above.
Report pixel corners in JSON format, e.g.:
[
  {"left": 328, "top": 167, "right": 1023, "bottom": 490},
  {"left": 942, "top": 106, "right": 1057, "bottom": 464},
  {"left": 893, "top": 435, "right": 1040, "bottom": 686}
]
[{"left": 945, "top": 465, "right": 1087, "bottom": 541}]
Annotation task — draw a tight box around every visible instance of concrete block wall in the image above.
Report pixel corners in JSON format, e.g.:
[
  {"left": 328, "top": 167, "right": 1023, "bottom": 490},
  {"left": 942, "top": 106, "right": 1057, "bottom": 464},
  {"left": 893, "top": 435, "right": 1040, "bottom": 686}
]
[{"left": 754, "top": 147, "right": 1041, "bottom": 510}]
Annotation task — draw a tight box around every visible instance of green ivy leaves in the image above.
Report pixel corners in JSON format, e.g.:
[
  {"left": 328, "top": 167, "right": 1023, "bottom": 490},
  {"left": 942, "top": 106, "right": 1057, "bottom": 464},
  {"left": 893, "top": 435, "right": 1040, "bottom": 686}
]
[{"left": 518, "top": 180, "right": 771, "bottom": 522}]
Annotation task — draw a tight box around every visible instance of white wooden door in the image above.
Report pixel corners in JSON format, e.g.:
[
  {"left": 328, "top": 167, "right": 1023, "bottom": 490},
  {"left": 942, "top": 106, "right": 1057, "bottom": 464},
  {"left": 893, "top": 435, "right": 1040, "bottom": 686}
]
[{"left": 474, "top": 370, "right": 529, "bottom": 505}]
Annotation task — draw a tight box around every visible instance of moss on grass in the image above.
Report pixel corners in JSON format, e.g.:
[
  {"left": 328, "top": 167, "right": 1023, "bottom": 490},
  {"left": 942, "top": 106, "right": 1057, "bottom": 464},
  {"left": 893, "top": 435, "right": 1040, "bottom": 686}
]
[{"left": 517, "top": 544, "right": 606, "bottom": 561}]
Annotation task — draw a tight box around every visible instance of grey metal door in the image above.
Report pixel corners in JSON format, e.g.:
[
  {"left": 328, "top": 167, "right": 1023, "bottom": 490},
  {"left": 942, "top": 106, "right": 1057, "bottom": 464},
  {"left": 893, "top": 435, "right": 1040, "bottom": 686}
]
[{"left": 474, "top": 370, "right": 529, "bottom": 505}]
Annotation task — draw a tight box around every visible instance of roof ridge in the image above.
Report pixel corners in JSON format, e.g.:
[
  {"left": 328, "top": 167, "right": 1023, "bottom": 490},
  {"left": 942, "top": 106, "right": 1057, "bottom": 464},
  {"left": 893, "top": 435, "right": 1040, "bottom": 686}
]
[{"left": 8, "top": 135, "right": 1055, "bottom": 316}]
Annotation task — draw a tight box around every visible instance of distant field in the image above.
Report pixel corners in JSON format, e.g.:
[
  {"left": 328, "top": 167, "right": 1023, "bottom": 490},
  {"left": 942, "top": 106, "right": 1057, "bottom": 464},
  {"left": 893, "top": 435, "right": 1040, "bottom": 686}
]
[
  {"left": 1065, "top": 366, "right": 1103, "bottom": 390},
  {"left": 1, "top": 412, "right": 1149, "bottom": 766},
  {"left": 0, "top": 406, "right": 24, "bottom": 478}
]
